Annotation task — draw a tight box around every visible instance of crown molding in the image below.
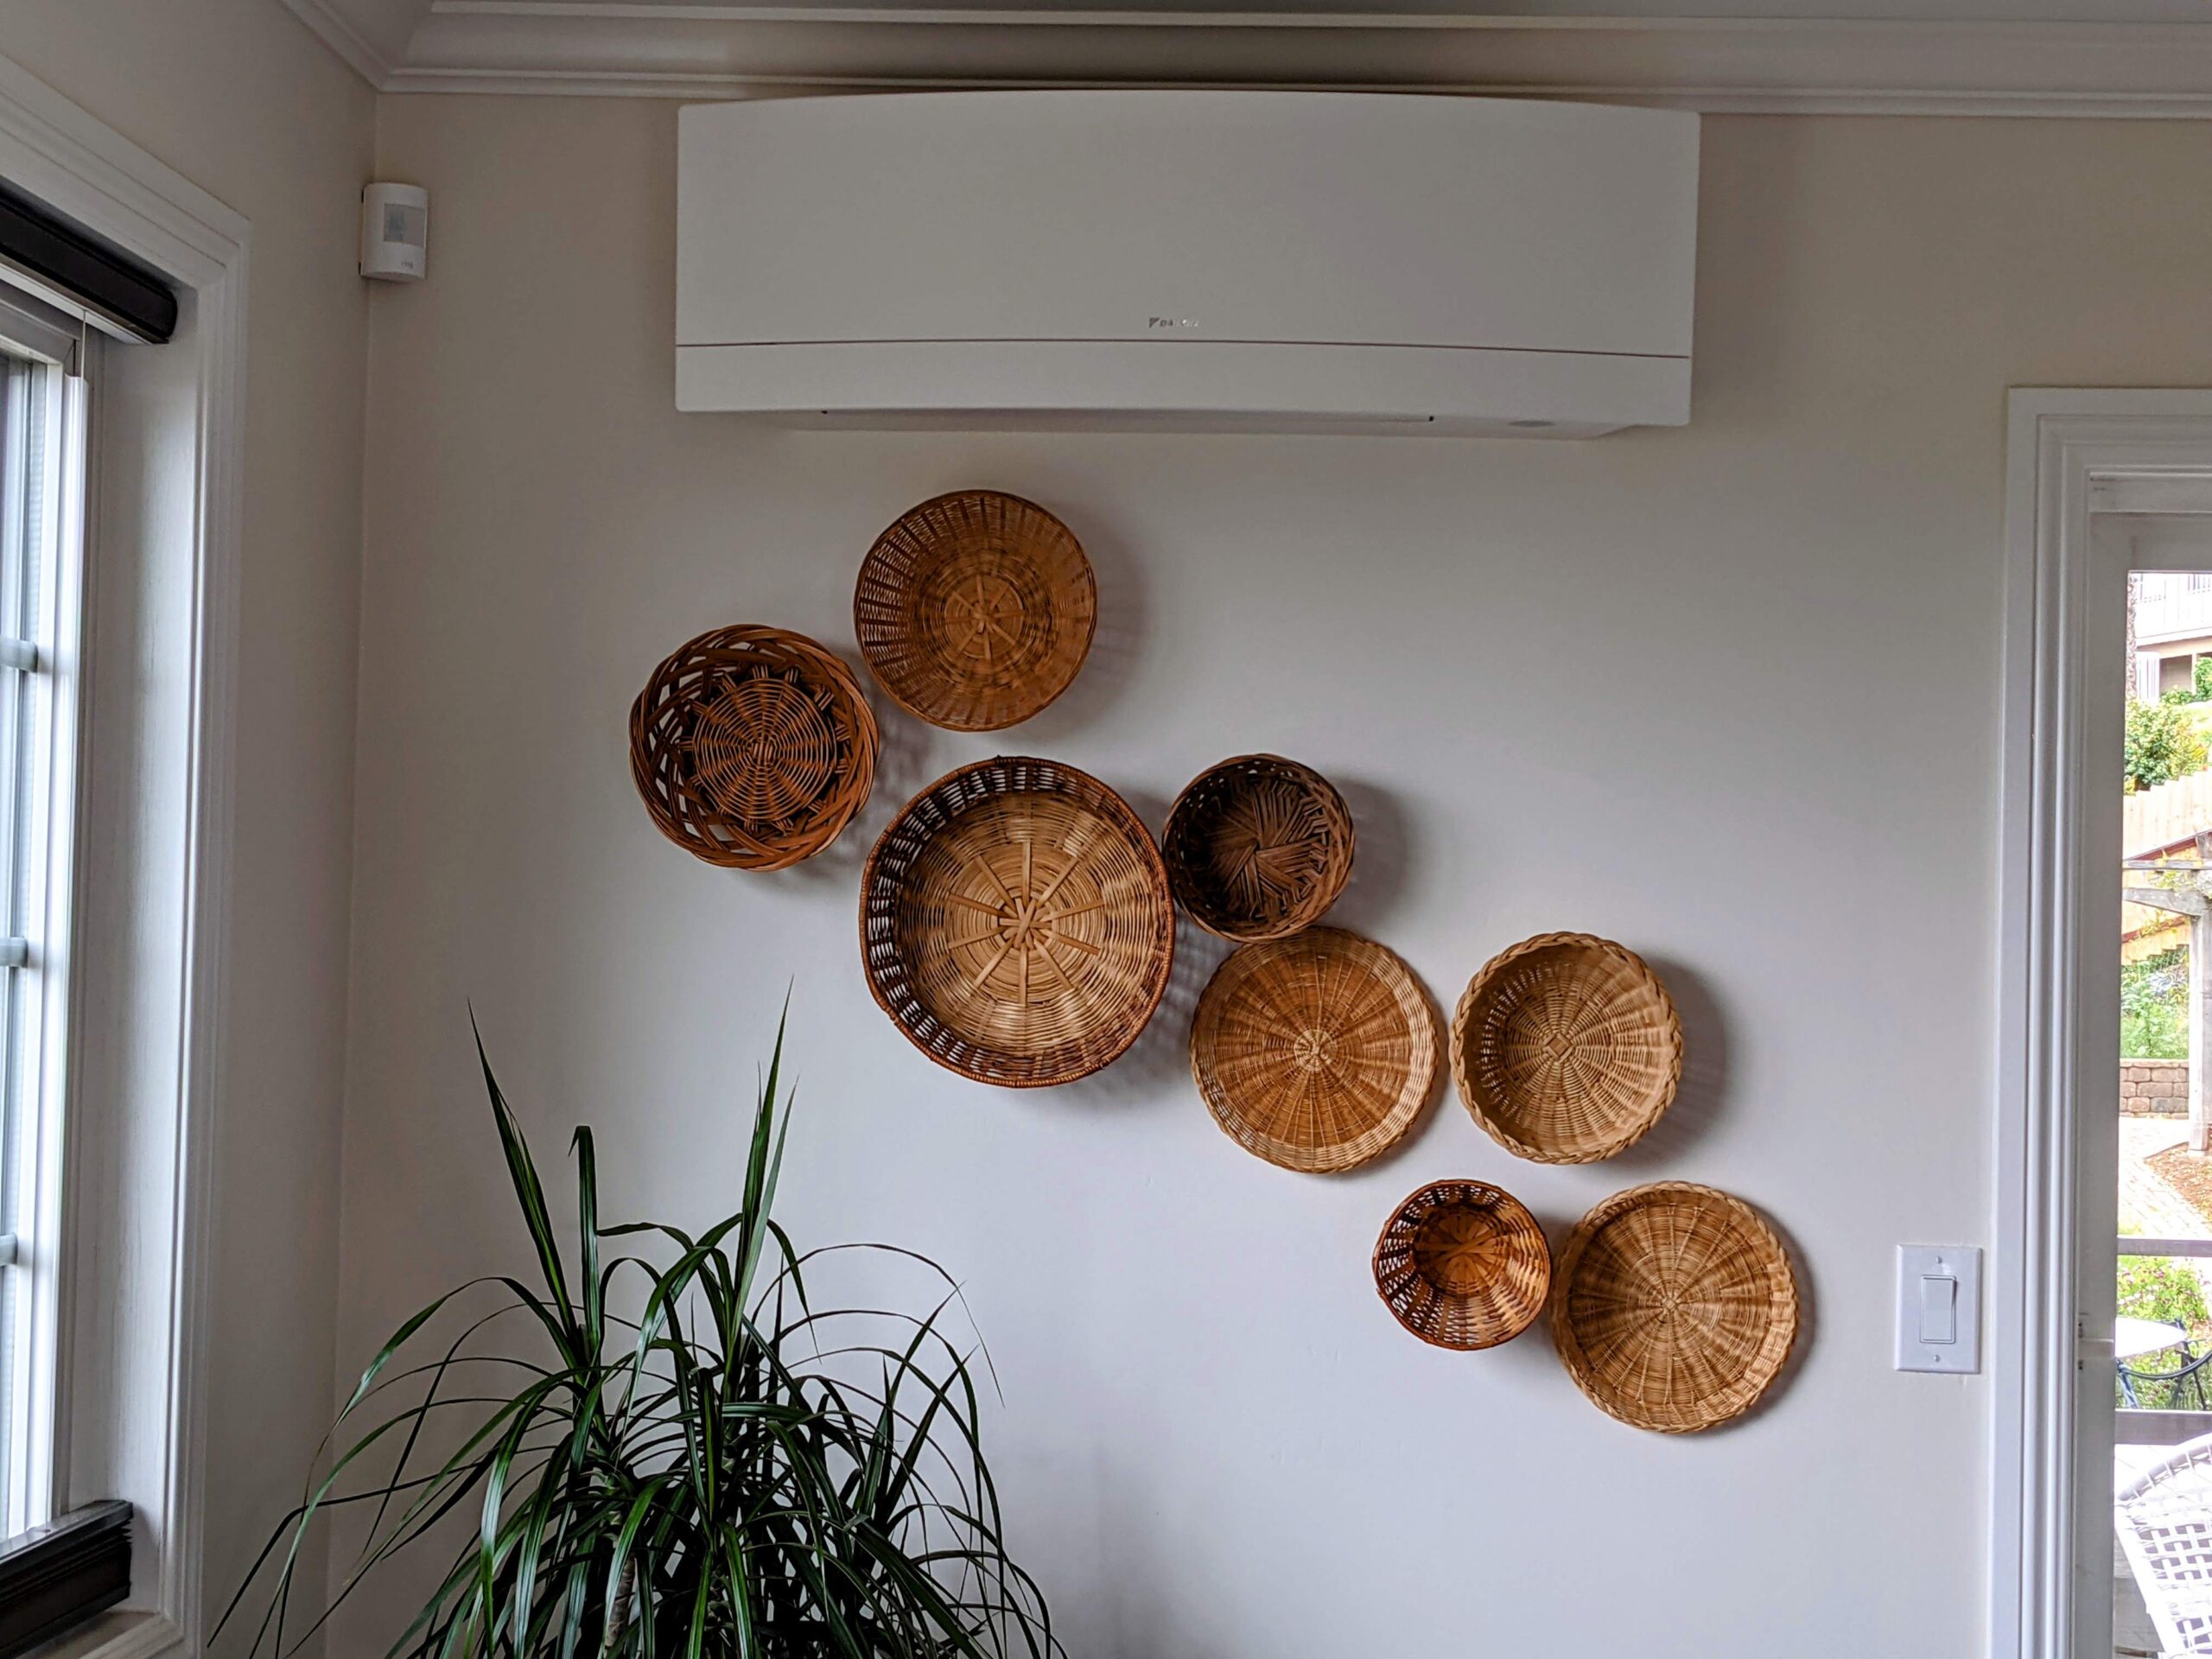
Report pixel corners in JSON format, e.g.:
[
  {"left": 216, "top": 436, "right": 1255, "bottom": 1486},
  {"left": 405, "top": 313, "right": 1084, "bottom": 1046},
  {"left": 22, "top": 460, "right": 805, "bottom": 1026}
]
[
  {"left": 283, "top": 3, "right": 2212, "bottom": 116},
  {"left": 278, "top": 0, "right": 402, "bottom": 84}
]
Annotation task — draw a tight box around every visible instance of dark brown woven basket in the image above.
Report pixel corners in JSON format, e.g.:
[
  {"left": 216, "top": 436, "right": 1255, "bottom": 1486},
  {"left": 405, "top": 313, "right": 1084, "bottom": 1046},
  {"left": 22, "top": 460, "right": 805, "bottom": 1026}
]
[
  {"left": 629, "top": 625, "right": 879, "bottom": 871},
  {"left": 1190, "top": 928, "right": 1435, "bottom": 1173},
  {"left": 861, "top": 757, "right": 1174, "bottom": 1087},
  {"left": 1373, "top": 1179, "right": 1551, "bottom": 1351},
  {"left": 1163, "top": 754, "right": 1355, "bottom": 943},
  {"left": 1552, "top": 1183, "right": 1799, "bottom": 1433},
  {"left": 854, "top": 492, "right": 1096, "bottom": 733}
]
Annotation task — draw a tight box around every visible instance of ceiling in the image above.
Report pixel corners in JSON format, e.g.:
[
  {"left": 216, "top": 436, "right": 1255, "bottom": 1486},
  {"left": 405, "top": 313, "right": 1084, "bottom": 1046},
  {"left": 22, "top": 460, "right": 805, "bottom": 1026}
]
[{"left": 283, "top": 0, "right": 2212, "bottom": 114}]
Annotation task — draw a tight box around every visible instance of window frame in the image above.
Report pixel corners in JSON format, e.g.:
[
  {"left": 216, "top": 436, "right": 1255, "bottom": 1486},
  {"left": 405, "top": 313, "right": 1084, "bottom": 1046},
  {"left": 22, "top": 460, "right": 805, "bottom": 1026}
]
[{"left": 0, "top": 50, "right": 248, "bottom": 1659}]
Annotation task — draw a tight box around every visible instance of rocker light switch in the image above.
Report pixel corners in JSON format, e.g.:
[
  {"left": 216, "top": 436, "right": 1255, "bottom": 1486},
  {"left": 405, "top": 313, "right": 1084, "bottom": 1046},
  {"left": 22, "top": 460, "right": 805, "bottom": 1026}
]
[
  {"left": 1918, "top": 1273, "right": 1958, "bottom": 1344},
  {"left": 1897, "top": 1245, "right": 1981, "bottom": 1373}
]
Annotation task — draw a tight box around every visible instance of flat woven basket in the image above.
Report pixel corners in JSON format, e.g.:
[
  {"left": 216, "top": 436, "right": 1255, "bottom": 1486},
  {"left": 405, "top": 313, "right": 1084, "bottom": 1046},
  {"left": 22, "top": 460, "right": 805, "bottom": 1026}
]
[
  {"left": 854, "top": 492, "right": 1097, "bottom": 733},
  {"left": 1452, "top": 932, "right": 1682, "bottom": 1164},
  {"left": 1552, "top": 1182, "right": 1799, "bottom": 1433},
  {"left": 1373, "top": 1180, "right": 1551, "bottom": 1351},
  {"left": 1163, "top": 754, "right": 1356, "bottom": 943},
  {"left": 861, "top": 757, "right": 1174, "bottom": 1087},
  {"left": 1190, "top": 928, "right": 1435, "bottom": 1173},
  {"left": 629, "top": 625, "right": 879, "bottom": 872}
]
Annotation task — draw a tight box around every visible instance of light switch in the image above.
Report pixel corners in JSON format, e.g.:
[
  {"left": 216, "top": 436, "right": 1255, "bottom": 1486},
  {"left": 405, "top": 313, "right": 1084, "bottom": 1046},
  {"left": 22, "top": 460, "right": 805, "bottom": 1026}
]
[
  {"left": 1918, "top": 1273, "right": 1958, "bottom": 1345},
  {"left": 1897, "top": 1245, "right": 1981, "bottom": 1373}
]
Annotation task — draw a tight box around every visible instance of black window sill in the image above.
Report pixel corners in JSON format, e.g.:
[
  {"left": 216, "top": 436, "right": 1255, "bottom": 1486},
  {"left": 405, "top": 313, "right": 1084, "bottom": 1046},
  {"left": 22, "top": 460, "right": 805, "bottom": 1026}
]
[{"left": 0, "top": 1502, "right": 131, "bottom": 1659}]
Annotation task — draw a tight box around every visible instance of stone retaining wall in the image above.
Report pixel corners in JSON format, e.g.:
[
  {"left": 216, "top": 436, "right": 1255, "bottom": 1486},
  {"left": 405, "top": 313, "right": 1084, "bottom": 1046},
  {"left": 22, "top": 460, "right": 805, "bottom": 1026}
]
[{"left": 2125, "top": 1058, "right": 2190, "bottom": 1116}]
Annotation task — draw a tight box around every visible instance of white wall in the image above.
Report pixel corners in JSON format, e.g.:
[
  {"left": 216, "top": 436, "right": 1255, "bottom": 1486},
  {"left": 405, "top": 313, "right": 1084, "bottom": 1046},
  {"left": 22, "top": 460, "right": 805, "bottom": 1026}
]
[
  {"left": 339, "top": 98, "right": 2212, "bottom": 1656},
  {"left": 0, "top": 0, "right": 373, "bottom": 1637}
]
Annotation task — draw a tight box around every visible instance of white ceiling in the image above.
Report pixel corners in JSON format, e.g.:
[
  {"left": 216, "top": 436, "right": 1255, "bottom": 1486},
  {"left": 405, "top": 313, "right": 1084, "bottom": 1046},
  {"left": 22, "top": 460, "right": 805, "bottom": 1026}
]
[{"left": 283, "top": 0, "right": 2212, "bottom": 114}]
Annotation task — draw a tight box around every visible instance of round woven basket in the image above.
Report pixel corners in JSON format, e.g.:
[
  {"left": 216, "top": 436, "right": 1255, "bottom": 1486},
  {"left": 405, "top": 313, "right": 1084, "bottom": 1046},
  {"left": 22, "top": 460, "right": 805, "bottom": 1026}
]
[
  {"left": 629, "top": 625, "right": 879, "bottom": 872},
  {"left": 1552, "top": 1182, "right": 1799, "bottom": 1433},
  {"left": 1373, "top": 1180, "right": 1551, "bottom": 1351},
  {"left": 1163, "top": 755, "right": 1355, "bottom": 943},
  {"left": 1452, "top": 932, "right": 1682, "bottom": 1164},
  {"left": 861, "top": 757, "right": 1174, "bottom": 1087},
  {"left": 854, "top": 492, "right": 1097, "bottom": 733},
  {"left": 1189, "top": 928, "right": 1436, "bottom": 1173}
]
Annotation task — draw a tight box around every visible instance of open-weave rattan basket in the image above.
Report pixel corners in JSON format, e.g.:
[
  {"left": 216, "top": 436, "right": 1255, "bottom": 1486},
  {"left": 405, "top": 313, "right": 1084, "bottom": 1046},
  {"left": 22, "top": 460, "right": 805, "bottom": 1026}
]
[
  {"left": 861, "top": 757, "right": 1174, "bottom": 1087},
  {"left": 1373, "top": 1180, "right": 1551, "bottom": 1351},
  {"left": 1163, "top": 754, "right": 1355, "bottom": 943},
  {"left": 629, "top": 624, "right": 879, "bottom": 872},
  {"left": 1452, "top": 932, "right": 1682, "bottom": 1164},
  {"left": 855, "top": 492, "right": 1096, "bottom": 733},
  {"left": 1552, "top": 1182, "right": 1799, "bottom": 1433},
  {"left": 1189, "top": 928, "right": 1435, "bottom": 1173}
]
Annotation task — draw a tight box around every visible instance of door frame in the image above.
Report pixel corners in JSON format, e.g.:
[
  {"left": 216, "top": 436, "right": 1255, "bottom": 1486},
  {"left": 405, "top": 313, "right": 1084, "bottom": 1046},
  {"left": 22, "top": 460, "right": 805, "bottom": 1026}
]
[{"left": 1996, "top": 389, "right": 2212, "bottom": 1659}]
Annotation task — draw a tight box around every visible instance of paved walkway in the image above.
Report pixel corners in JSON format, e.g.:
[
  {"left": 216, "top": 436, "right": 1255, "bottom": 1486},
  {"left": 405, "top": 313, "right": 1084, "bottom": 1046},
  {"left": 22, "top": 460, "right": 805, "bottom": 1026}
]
[{"left": 2121, "top": 1118, "right": 2212, "bottom": 1240}]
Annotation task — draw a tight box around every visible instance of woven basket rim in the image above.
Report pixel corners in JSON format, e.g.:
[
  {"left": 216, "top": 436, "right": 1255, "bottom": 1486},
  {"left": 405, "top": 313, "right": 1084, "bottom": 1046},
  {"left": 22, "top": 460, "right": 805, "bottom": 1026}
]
[
  {"left": 1187, "top": 926, "right": 1436, "bottom": 1173},
  {"left": 1450, "top": 931, "right": 1683, "bottom": 1164},
  {"left": 858, "top": 754, "right": 1173, "bottom": 1088},
  {"left": 628, "top": 623, "right": 879, "bottom": 873},
  {"left": 1550, "top": 1181, "right": 1799, "bottom": 1433},
  {"left": 1371, "top": 1178, "right": 1552, "bottom": 1351},
  {"left": 853, "top": 490, "right": 1098, "bottom": 734},
  {"left": 1162, "top": 753, "right": 1357, "bottom": 943}
]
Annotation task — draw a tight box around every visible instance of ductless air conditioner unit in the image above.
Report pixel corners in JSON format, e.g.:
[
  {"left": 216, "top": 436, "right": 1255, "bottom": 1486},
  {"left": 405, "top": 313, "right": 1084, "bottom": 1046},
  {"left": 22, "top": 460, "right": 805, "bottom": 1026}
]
[{"left": 677, "top": 91, "right": 1699, "bottom": 438}]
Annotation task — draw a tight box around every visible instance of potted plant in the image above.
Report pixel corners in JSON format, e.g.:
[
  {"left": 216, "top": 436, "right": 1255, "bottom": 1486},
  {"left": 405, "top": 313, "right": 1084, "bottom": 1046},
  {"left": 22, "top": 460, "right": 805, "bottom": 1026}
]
[{"left": 221, "top": 1021, "right": 1058, "bottom": 1657}]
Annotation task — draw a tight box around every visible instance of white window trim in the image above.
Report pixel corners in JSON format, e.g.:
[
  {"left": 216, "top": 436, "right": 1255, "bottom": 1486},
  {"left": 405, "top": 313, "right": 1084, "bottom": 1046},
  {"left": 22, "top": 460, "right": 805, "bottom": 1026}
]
[
  {"left": 0, "top": 51, "right": 246, "bottom": 1659},
  {"left": 1994, "top": 389, "right": 2212, "bottom": 1659}
]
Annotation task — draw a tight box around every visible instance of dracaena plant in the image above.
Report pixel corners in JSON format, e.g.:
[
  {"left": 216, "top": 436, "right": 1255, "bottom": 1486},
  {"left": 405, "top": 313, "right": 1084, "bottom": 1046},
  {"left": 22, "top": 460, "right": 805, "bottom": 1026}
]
[{"left": 219, "top": 1020, "right": 1059, "bottom": 1659}]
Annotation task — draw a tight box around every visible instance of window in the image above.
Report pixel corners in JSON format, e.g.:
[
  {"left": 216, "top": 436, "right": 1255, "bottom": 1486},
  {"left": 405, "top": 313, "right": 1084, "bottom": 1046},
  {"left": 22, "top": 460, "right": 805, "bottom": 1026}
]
[
  {"left": 0, "top": 58, "right": 248, "bottom": 1653},
  {"left": 0, "top": 288, "right": 84, "bottom": 1550}
]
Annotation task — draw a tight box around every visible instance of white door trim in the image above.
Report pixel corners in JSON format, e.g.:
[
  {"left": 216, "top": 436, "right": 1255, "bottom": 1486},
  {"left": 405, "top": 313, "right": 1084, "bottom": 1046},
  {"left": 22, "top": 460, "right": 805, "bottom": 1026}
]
[
  {"left": 1995, "top": 389, "right": 2212, "bottom": 1659},
  {"left": 0, "top": 50, "right": 247, "bottom": 1659}
]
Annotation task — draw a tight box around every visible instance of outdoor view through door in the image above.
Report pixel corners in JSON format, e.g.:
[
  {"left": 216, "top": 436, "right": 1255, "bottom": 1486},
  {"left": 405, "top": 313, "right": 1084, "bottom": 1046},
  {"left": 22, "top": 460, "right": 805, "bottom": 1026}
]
[{"left": 2113, "top": 570, "right": 2212, "bottom": 1657}]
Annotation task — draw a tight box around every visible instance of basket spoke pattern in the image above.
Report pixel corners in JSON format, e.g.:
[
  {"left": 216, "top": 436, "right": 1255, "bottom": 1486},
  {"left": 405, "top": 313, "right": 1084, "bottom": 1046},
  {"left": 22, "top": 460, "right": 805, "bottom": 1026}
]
[
  {"left": 630, "top": 625, "right": 878, "bottom": 871},
  {"left": 862, "top": 758, "right": 1173, "bottom": 1086},
  {"left": 855, "top": 492, "right": 1096, "bottom": 732},
  {"left": 1191, "top": 928, "right": 1434, "bottom": 1173},
  {"left": 1164, "top": 754, "right": 1355, "bottom": 942},
  {"left": 1452, "top": 932, "right": 1682, "bottom": 1163},
  {"left": 1373, "top": 1180, "right": 1550, "bottom": 1351},
  {"left": 1553, "top": 1183, "right": 1798, "bottom": 1433}
]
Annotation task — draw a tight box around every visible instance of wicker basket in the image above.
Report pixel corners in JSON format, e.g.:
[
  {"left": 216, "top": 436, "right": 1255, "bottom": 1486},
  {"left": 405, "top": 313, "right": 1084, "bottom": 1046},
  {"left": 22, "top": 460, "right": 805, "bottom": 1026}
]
[
  {"left": 1190, "top": 928, "right": 1434, "bottom": 1173},
  {"left": 1552, "top": 1182, "right": 1799, "bottom": 1433},
  {"left": 854, "top": 492, "right": 1096, "bottom": 733},
  {"left": 861, "top": 757, "right": 1173, "bottom": 1087},
  {"left": 629, "top": 625, "right": 879, "bottom": 872},
  {"left": 1163, "top": 755, "right": 1355, "bottom": 943},
  {"left": 1373, "top": 1180, "right": 1551, "bottom": 1351},
  {"left": 1452, "top": 932, "right": 1681, "bottom": 1164}
]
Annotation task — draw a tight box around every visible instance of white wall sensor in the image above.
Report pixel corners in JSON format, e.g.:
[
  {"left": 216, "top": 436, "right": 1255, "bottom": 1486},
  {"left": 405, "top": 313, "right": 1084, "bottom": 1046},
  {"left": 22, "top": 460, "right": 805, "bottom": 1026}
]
[{"left": 359, "top": 182, "right": 429, "bottom": 283}]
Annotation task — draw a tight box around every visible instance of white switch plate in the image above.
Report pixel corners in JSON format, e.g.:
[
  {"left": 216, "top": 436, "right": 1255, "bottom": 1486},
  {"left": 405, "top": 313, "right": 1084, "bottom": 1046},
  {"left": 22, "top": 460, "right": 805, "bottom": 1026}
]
[{"left": 1897, "top": 1244, "right": 1981, "bottom": 1374}]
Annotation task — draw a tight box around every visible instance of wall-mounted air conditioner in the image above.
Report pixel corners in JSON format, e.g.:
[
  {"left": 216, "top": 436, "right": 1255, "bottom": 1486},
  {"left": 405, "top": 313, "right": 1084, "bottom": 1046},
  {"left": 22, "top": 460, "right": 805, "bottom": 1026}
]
[{"left": 677, "top": 91, "right": 1699, "bottom": 438}]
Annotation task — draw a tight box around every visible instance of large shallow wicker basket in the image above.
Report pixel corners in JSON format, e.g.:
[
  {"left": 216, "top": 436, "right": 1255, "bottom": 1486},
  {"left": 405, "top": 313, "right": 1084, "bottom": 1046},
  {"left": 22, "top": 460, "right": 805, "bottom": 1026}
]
[
  {"left": 1163, "top": 754, "right": 1355, "bottom": 943},
  {"left": 1373, "top": 1180, "right": 1551, "bottom": 1351},
  {"left": 1452, "top": 932, "right": 1681, "bottom": 1164},
  {"left": 861, "top": 757, "right": 1173, "bottom": 1087},
  {"left": 629, "top": 624, "right": 879, "bottom": 871},
  {"left": 1552, "top": 1182, "right": 1799, "bottom": 1433},
  {"left": 1189, "top": 928, "right": 1435, "bottom": 1173},
  {"left": 854, "top": 492, "right": 1096, "bottom": 733}
]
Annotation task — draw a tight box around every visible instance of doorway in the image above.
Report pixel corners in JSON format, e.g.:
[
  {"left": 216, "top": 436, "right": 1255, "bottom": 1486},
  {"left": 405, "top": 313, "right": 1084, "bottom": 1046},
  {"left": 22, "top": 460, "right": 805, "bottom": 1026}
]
[{"left": 1997, "top": 391, "right": 2212, "bottom": 1659}]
